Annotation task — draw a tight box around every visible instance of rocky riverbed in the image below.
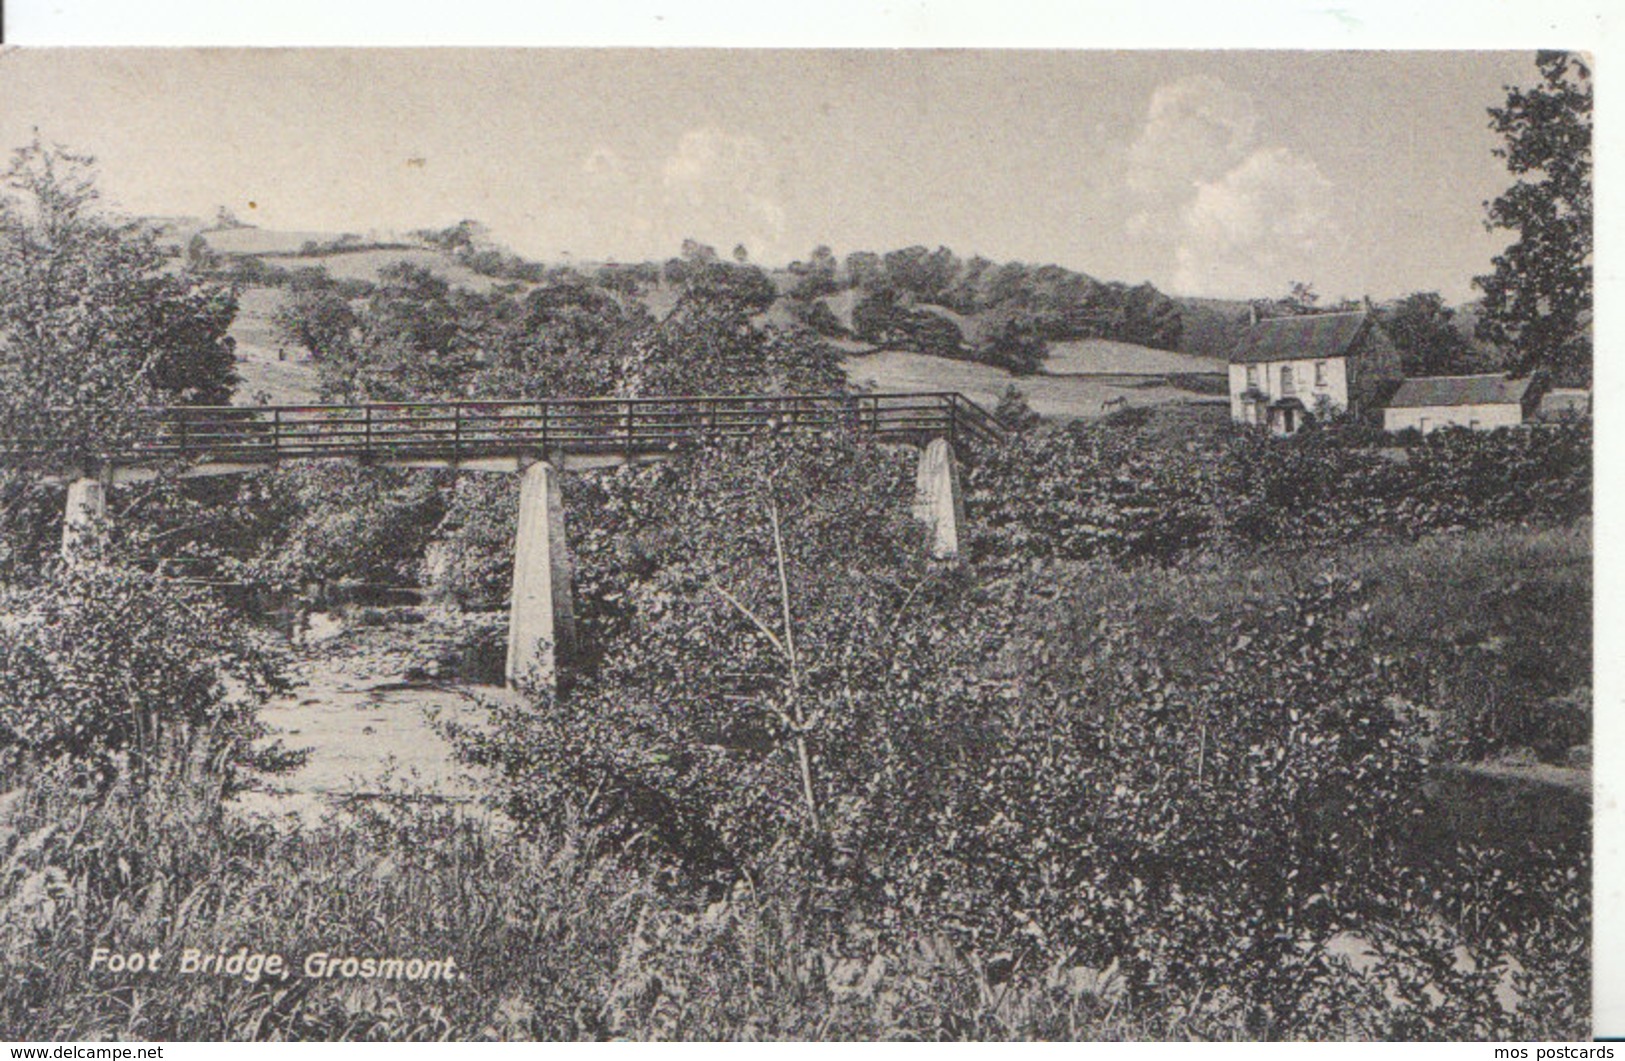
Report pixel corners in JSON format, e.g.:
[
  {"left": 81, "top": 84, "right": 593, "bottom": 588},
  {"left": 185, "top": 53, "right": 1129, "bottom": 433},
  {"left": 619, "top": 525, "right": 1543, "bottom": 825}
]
[{"left": 232, "top": 607, "right": 513, "bottom": 822}]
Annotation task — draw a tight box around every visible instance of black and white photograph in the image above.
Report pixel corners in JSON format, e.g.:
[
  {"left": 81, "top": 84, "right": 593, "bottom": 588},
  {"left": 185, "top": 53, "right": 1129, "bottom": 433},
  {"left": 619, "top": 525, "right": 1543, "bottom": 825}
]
[{"left": 0, "top": 34, "right": 1603, "bottom": 1042}]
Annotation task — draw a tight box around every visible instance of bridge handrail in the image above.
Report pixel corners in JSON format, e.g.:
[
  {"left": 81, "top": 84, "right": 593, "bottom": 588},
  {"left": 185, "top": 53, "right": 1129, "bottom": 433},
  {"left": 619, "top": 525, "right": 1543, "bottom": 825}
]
[{"left": 0, "top": 391, "right": 1006, "bottom": 466}]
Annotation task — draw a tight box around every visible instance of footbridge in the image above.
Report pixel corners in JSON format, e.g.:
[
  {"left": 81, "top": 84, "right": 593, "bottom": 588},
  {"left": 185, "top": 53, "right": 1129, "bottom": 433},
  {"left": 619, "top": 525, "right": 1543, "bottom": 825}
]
[{"left": 3, "top": 392, "right": 1001, "bottom": 688}]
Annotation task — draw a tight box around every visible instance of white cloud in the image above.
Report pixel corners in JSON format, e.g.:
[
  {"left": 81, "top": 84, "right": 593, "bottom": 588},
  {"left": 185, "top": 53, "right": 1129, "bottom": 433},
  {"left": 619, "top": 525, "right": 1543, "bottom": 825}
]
[
  {"left": 659, "top": 127, "right": 786, "bottom": 258},
  {"left": 1127, "top": 75, "right": 1258, "bottom": 209},
  {"left": 1126, "top": 76, "right": 1337, "bottom": 297},
  {"left": 1173, "top": 147, "right": 1336, "bottom": 296}
]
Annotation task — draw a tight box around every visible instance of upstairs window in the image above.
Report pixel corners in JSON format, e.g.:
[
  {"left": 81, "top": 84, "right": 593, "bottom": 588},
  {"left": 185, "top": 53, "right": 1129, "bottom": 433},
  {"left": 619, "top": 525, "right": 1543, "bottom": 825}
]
[
  {"left": 1280, "top": 364, "right": 1295, "bottom": 395},
  {"left": 1245, "top": 364, "right": 1259, "bottom": 389},
  {"left": 1315, "top": 361, "right": 1328, "bottom": 387}
]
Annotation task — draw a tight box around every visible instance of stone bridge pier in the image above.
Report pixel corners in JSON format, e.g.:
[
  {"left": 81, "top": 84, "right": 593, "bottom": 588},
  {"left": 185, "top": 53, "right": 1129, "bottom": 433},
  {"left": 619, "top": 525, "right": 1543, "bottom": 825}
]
[
  {"left": 503, "top": 435, "right": 965, "bottom": 689},
  {"left": 911, "top": 436, "right": 964, "bottom": 559},
  {"left": 61, "top": 473, "right": 109, "bottom": 563},
  {"left": 505, "top": 459, "right": 578, "bottom": 688}
]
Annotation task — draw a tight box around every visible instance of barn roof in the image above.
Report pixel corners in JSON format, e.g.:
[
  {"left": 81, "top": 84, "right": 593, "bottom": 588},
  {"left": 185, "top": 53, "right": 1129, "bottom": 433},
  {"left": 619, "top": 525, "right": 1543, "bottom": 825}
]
[
  {"left": 1228, "top": 310, "right": 1371, "bottom": 365},
  {"left": 1387, "top": 375, "right": 1533, "bottom": 409}
]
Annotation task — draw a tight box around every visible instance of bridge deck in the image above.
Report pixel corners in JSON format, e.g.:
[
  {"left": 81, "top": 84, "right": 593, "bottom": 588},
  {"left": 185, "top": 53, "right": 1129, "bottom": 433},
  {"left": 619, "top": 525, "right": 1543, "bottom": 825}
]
[{"left": 1, "top": 392, "right": 1002, "bottom": 473}]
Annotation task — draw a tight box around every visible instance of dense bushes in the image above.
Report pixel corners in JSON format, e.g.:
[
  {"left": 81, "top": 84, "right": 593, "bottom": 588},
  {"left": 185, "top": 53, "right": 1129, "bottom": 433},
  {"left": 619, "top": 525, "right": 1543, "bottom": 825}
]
[
  {"left": 0, "top": 563, "right": 287, "bottom": 792},
  {"left": 444, "top": 432, "right": 1588, "bottom": 1034},
  {"left": 967, "top": 420, "right": 1590, "bottom": 573},
  {"left": 232, "top": 463, "right": 448, "bottom": 595},
  {"left": 1011, "top": 522, "right": 1591, "bottom": 770}
]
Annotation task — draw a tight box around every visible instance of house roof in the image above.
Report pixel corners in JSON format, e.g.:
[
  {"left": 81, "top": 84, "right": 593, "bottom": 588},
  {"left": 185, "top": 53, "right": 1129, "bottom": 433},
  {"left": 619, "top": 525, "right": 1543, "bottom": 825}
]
[
  {"left": 1387, "top": 375, "right": 1533, "bottom": 409},
  {"left": 1229, "top": 310, "right": 1370, "bottom": 365}
]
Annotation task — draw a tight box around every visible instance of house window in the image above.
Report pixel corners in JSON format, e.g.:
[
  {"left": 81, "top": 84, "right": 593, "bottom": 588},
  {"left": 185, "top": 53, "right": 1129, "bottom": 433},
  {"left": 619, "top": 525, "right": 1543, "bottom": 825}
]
[
  {"left": 1315, "top": 361, "right": 1328, "bottom": 387},
  {"left": 1280, "top": 365, "right": 1295, "bottom": 395},
  {"left": 1470, "top": 418, "right": 1482, "bottom": 430},
  {"left": 1246, "top": 365, "right": 1258, "bottom": 389}
]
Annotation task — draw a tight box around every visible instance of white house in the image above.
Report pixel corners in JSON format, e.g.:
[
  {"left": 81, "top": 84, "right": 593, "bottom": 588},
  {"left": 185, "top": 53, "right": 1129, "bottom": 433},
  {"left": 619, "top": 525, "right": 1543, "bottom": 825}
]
[
  {"left": 1383, "top": 375, "right": 1536, "bottom": 434},
  {"left": 1228, "top": 310, "right": 1402, "bottom": 435}
]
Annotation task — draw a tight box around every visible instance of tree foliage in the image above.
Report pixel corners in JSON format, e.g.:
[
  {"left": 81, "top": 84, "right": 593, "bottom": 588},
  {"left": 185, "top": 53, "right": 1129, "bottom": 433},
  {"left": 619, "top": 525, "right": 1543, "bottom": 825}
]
[
  {"left": 271, "top": 267, "right": 360, "bottom": 365},
  {"left": 1377, "top": 291, "right": 1478, "bottom": 377},
  {"left": 967, "top": 415, "right": 1590, "bottom": 574},
  {"left": 0, "top": 140, "right": 239, "bottom": 460},
  {"left": 0, "top": 563, "right": 286, "bottom": 793},
  {"left": 1473, "top": 51, "right": 1593, "bottom": 386}
]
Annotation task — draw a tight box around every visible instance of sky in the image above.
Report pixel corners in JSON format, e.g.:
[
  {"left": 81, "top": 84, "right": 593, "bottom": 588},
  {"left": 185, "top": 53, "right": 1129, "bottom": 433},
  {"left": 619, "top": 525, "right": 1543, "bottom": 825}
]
[{"left": 0, "top": 48, "right": 1551, "bottom": 303}]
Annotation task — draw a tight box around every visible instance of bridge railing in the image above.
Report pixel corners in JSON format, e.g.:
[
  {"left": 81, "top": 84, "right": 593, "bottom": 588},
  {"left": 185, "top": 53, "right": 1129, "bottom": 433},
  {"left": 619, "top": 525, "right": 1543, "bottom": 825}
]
[{"left": 0, "top": 392, "right": 1004, "bottom": 468}]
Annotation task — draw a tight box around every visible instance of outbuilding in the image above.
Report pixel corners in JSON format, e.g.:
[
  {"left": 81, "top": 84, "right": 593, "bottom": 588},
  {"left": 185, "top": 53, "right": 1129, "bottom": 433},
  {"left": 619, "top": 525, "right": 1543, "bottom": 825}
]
[
  {"left": 1382, "top": 374, "right": 1535, "bottom": 435},
  {"left": 1534, "top": 387, "right": 1591, "bottom": 423}
]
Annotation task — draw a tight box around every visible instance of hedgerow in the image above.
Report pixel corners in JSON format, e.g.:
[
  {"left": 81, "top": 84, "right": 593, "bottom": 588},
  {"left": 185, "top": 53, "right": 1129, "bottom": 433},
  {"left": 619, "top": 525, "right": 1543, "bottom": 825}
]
[
  {"left": 0, "top": 562, "right": 289, "bottom": 794},
  {"left": 966, "top": 420, "right": 1589, "bottom": 571}
]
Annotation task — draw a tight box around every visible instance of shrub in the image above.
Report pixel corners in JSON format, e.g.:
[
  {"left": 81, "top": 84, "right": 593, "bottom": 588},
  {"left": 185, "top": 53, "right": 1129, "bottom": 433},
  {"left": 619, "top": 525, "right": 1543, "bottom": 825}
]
[
  {"left": 246, "top": 463, "right": 448, "bottom": 595},
  {"left": 0, "top": 563, "right": 287, "bottom": 792},
  {"left": 966, "top": 420, "right": 1590, "bottom": 574},
  {"left": 443, "top": 433, "right": 1576, "bottom": 1030}
]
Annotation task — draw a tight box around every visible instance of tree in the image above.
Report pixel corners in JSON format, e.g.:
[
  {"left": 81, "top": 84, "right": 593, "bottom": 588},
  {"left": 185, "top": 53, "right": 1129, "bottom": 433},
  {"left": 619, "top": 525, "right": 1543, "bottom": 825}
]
[
  {"left": 787, "top": 244, "right": 839, "bottom": 299},
  {"left": 1117, "top": 281, "right": 1185, "bottom": 351},
  {"left": 318, "top": 262, "right": 475, "bottom": 401},
  {"left": 272, "top": 267, "right": 359, "bottom": 364},
  {"left": 882, "top": 245, "right": 958, "bottom": 302},
  {"left": 1378, "top": 292, "right": 1476, "bottom": 377},
  {"left": 1474, "top": 51, "right": 1593, "bottom": 386},
  {"left": 0, "top": 140, "right": 240, "bottom": 458},
  {"left": 977, "top": 312, "right": 1047, "bottom": 375},
  {"left": 843, "top": 250, "right": 884, "bottom": 292},
  {"left": 991, "top": 384, "right": 1042, "bottom": 432},
  {"left": 472, "top": 280, "right": 633, "bottom": 400}
]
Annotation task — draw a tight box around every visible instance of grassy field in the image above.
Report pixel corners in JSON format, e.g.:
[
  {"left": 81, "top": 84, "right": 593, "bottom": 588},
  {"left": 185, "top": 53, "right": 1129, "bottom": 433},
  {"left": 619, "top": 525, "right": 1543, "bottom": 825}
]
[
  {"left": 203, "top": 228, "right": 361, "bottom": 256},
  {"left": 229, "top": 285, "right": 321, "bottom": 405},
  {"left": 844, "top": 349, "right": 1223, "bottom": 419},
  {"left": 1044, "top": 337, "right": 1223, "bottom": 376}
]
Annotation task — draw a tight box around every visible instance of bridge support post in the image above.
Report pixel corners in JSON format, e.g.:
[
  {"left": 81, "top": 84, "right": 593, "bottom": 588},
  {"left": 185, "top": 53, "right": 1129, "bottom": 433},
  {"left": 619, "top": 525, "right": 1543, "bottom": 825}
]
[
  {"left": 912, "top": 437, "right": 964, "bottom": 559},
  {"left": 61, "top": 475, "right": 109, "bottom": 564},
  {"left": 506, "top": 459, "right": 577, "bottom": 690}
]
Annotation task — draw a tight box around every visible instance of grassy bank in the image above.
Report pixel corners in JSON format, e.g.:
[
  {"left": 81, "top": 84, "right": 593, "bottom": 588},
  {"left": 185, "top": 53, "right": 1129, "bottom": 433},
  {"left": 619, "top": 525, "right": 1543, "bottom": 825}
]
[
  {"left": 0, "top": 775, "right": 1278, "bottom": 1040},
  {"left": 0, "top": 769, "right": 1586, "bottom": 1041}
]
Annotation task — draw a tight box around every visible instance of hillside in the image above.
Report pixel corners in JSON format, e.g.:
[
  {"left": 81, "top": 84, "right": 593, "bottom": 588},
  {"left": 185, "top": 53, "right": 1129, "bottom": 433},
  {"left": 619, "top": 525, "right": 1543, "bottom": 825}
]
[
  {"left": 1045, "top": 338, "right": 1222, "bottom": 376},
  {"left": 205, "top": 231, "right": 1230, "bottom": 411},
  {"left": 1173, "top": 296, "right": 1252, "bottom": 361},
  {"left": 260, "top": 248, "right": 504, "bottom": 292},
  {"left": 230, "top": 285, "right": 320, "bottom": 405}
]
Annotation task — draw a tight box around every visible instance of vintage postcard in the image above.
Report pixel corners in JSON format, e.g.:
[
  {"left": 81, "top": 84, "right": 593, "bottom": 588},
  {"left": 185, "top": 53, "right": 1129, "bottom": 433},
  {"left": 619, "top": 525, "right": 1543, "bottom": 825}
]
[{"left": 0, "top": 43, "right": 1601, "bottom": 1042}]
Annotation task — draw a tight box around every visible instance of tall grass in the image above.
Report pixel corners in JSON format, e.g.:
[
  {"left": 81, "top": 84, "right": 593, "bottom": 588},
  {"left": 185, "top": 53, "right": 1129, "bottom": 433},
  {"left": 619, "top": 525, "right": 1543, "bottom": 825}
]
[{"left": 0, "top": 771, "right": 1286, "bottom": 1040}]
